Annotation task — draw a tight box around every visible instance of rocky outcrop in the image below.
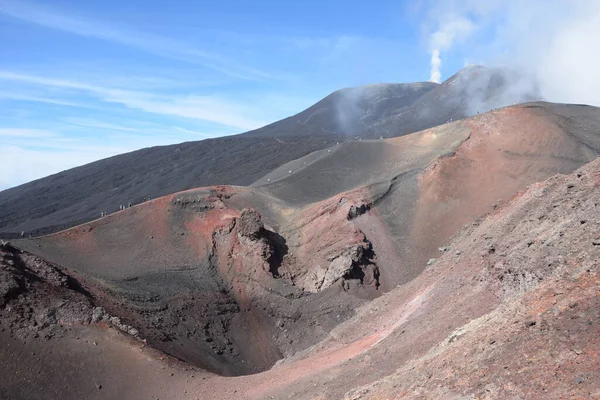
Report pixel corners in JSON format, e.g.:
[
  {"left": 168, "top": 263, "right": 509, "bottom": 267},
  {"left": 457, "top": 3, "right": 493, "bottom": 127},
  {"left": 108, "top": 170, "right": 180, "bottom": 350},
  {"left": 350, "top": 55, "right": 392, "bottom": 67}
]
[
  {"left": 0, "top": 242, "right": 142, "bottom": 342},
  {"left": 284, "top": 191, "right": 381, "bottom": 294},
  {"left": 237, "top": 208, "right": 265, "bottom": 240},
  {"left": 315, "top": 243, "right": 379, "bottom": 291},
  {"left": 347, "top": 203, "right": 370, "bottom": 220},
  {"left": 1, "top": 243, "right": 92, "bottom": 338}
]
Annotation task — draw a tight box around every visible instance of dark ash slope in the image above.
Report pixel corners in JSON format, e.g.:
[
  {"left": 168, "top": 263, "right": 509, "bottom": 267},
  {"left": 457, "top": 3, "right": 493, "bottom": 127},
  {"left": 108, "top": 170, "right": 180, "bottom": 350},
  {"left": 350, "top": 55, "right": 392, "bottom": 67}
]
[
  {"left": 0, "top": 135, "right": 343, "bottom": 237},
  {"left": 242, "top": 82, "right": 438, "bottom": 137}
]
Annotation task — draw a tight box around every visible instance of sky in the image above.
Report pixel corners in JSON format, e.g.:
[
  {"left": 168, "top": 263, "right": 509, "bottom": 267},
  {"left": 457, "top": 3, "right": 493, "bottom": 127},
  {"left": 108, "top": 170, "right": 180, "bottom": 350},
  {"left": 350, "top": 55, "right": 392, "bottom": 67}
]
[{"left": 1, "top": 0, "right": 600, "bottom": 190}]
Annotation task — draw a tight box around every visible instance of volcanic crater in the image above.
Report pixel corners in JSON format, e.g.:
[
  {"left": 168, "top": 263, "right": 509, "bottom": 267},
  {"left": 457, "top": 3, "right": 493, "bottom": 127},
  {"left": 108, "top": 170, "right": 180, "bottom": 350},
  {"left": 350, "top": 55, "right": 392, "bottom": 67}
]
[{"left": 3, "top": 101, "right": 600, "bottom": 399}]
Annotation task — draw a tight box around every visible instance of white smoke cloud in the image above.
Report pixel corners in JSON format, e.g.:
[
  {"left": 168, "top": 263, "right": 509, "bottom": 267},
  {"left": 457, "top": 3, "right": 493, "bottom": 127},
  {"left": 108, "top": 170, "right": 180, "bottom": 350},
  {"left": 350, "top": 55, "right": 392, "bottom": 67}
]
[
  {"left": 423, "top": 0, "right": 600, "bottom": 106},
  {"left": 428, "top": 15, "right": 475, "bottom": 83},
  {"left": 429, "top": 50, "right": 441, "bottom": 83},
  {"left": 536, "top": 3, "right": 600, "bottom": 106}
]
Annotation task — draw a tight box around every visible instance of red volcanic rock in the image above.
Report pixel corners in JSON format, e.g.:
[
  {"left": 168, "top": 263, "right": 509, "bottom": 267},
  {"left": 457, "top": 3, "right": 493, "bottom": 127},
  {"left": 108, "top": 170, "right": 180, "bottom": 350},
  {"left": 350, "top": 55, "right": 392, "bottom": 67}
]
[{"left": 282, "top": 190, "right": 380, "bottom": 294}]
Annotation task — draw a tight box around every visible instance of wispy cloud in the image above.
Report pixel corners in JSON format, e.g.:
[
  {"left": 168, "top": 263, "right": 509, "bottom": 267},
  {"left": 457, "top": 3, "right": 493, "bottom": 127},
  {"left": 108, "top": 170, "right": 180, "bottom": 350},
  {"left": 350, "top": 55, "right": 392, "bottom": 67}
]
[
  {"left": 63, "top": 117, "right": 217, "bottom": 140},
  {"left": 0, "top": 93, "right": 100, "bottom": 109},
  {"left": 0, "top": 0, "right": 273, "bottom": 81},
  {"left": 102, "top": 90, "right": 269, "bottom": 131},
  {"left": 0, "top": 71, "right": 269, "bottom": 130},
  {"left": 63, "top": 118, "right": 159, "bottom": 134},
  {"left": 0, "top": 71, "right": 99, "bottom": 92}
]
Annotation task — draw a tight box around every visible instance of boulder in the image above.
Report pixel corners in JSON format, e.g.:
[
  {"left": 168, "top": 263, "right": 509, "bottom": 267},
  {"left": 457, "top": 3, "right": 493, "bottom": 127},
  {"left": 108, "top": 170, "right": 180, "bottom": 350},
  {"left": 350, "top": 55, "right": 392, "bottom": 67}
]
[{"left": 322, "top": 255, "right": 354, "bottom": 288}]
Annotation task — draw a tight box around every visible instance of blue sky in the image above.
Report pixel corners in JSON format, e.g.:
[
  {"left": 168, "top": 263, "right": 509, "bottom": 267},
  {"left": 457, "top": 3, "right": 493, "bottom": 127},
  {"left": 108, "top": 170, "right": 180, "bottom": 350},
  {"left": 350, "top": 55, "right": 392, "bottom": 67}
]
[{"left": 1, "top": 0, "right": 597, "bottom": 189}]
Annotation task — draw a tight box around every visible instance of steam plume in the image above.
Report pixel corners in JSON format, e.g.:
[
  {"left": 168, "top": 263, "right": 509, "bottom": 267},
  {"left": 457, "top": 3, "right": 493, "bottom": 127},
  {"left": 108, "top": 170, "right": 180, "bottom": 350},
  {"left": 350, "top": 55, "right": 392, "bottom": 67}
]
[
  {"left": 428, "top": 16, "right": 475, "bottom": 83},
  {"left": 430, "top": 50, "right": 441, "bottom": 83},
  {"left": 423, "top": 0, "right": 600, "bottom": 106}
]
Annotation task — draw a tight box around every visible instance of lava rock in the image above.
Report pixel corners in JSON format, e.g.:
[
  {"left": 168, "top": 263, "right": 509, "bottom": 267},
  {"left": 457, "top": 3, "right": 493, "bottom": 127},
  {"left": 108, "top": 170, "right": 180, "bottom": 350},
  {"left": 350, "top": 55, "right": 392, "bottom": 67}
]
[
  {"left": 322, "top": 256, "right": 354, "bottom": 288},
  {"left": 91, "top": 307, "right": 106, "bottom": 324},
  {"left": 237, "top": 209, "right": 264, "bottom": 239},
  {"left": 347, "top": 204, "right": 370, "bottom": 220}
]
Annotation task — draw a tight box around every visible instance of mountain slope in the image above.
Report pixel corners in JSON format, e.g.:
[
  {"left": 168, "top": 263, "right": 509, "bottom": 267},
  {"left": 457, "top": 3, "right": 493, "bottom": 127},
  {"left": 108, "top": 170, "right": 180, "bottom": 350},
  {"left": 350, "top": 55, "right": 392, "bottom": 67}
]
[
  {"left": 0, "top": 135, "right": 343, "bottom": 237},
  {"left": 11, "top": 102, "right": 600, "bottom": 380},
  {"left": 3, "top": 105, "right": 600, "bottom": 399},
  {"left": 0, "top": 66, "right": 540, "bottom": 236},
  {"left": 335, "top": 154, "right": 600, "bottom": 400},
  {"left": 242, "top": 82, "right": 438, "bottom": 137},
  {"left": 245, "top": 66, "right": 539, "bottom": 139},
  {"left": 360, "top": 65, "right": 540, "bottom": 138}
]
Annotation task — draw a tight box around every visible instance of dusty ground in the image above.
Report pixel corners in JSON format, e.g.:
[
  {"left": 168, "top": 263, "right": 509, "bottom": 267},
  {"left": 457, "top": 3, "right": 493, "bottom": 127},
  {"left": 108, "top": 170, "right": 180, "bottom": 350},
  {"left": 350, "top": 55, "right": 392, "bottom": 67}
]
[{"left": 2, "top": 103, "right": 600, "bottom": 399}]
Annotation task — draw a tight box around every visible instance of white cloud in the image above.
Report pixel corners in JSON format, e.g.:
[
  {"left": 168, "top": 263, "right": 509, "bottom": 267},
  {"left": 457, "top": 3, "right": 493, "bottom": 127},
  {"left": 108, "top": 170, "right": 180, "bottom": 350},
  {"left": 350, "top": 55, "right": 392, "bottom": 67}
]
[
  {"left": 63, "top": 118, "right": 169, "bottom": 135},
  {"left": 101, "top": 90, "right": 269, "bottom": 131},
  {"left": 172, "top": 127, "right": 216, "bottom": 136},
  {"left": 536, "top": 3, "right": 600, "bottom": 105},
  {"left": 429, "top": 16, "right": 475, "bottom": 52},
  {"left": 0, "top": 71, "right": 269, "bottom": 130},
  {"left": 422, "top": 0, "right": 600, "bottom": 106},
  {"left": 63, "top": 118, "right": 217, "bottom": 139}
]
